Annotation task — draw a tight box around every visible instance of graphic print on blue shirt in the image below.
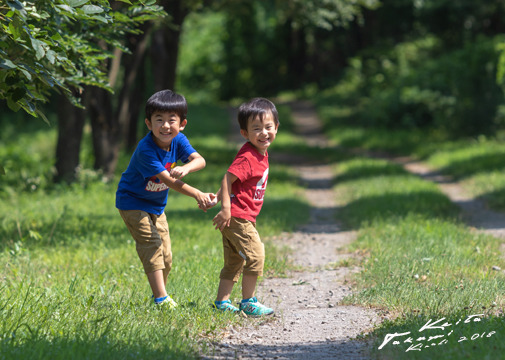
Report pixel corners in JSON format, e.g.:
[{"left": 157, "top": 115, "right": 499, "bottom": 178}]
[{"left": 146, "top": 162, "right": 176, "bottom": 192}]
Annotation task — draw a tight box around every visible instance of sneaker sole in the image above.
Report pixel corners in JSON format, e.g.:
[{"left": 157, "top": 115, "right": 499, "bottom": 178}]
[{"left": 240, "top": 310, "right": 274, "bottom": 318}]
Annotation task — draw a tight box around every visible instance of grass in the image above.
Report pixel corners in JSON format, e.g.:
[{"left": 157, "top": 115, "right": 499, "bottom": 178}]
[
  {"left": 332, "top": 156, "right": 505, "bottom": 359},
  {"left": 310, "top": 84, "right": 505, "bottom": 358},
  {"left": 0, "top": 103, "right": 310, "bottom": 359}
]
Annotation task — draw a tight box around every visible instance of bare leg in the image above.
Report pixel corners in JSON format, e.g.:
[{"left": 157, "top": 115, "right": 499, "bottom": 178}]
[
  {"left": 146, "top": 270, "right": 168, "bottom": 299},
  {"left": 241, "top": 274, "right": 257, "bottom": 300},
  {"left": 216, "top": 278, "right": 235, "bottom": 301}
]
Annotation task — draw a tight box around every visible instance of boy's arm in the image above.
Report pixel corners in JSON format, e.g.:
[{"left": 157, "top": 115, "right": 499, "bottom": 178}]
[
  {"left": 212, "top": 172, "right": 238, "bottom": 230},
  {"left": 170, "top": 152, "right": 206, "bottom": 180},
  {"left": 156, "top": 169, "right": 210, "bottom": 208}
]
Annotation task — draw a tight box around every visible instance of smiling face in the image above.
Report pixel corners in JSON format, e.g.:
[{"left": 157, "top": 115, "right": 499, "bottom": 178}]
[
  {"left": 240, "top": 111, "right": 278, "bottom": 155},
  {"left": 145, "top": 111, "right": 187, "bottom": 151}
]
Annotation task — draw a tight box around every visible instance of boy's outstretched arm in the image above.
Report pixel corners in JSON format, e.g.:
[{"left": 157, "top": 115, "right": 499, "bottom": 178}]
[
  {"left": 213, "top": 172, "right": 238, "bottom": 230},
  {"left": 170, "top": 152, "right": 206, "bottom": 179},
  {"left": 156, "top": 169, "right": 212, "bottom": 209}
]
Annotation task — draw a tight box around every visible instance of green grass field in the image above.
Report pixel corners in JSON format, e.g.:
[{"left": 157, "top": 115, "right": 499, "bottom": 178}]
[
  {"left": 0, "top": 103, "right": 309, "bottom": 359},
  {"left": 313, "top": 89, "right": 505, "bottom": 359}
]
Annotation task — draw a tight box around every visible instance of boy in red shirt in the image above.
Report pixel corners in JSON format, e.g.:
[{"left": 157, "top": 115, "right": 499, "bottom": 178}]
[{"left": 211, "top": 97, "right": 279, "bottom": 316}]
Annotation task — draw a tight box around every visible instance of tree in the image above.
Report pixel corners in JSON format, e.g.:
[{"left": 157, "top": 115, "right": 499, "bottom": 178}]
[
  {"left": 0, "top": 0, "right": 164, "bottom": 181},
  {"left": 177, "top": 0, "right": 381, "bottom": 100},
  {"left": 0, "top": 0, "right": 163, "bottom": 120}
]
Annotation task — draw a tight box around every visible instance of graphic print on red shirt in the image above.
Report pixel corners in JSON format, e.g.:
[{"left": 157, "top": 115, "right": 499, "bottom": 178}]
[
  {"left": 228, "top": 142, "right": 269, "bottom": 222},
  {"left": 253, "top": 168, "right": 268, "bottom": 201}
]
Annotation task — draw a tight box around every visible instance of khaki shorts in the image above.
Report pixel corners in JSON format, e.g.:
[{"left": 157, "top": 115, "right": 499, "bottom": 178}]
[
  {"left": 119, "top": 209, "right": 172, "bottom": 275},
  {"left": 220, "top": 217, "right": 265, "bottom": 282}
]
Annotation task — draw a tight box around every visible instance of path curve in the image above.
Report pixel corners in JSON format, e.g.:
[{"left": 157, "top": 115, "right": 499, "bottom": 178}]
[{"left": 394, "top": 157, "right": 505, "bottom": 239}]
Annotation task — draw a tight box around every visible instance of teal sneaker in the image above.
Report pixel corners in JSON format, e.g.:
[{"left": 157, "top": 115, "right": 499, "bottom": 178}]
[
  {"left": 239, "top": 297, "right": 274, "bottom": 317},
  {"left": 213, "top": 300, "right": 239, "bottom": 313},
  {"left": 155, "top": 295, "right": 178, "bottom": 309}
]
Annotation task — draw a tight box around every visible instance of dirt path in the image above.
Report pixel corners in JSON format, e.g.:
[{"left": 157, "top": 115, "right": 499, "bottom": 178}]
[
  {"left": 202, "top": 102, "right": 381, "bottom": 360},
  {"left": 393, "top": 157, "right": 505, "bottom": 239}
]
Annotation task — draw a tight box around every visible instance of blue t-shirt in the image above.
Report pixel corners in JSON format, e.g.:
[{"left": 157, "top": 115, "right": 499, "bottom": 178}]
[{"left": 116, "top": 132, "right": 196, "bottom": 215}]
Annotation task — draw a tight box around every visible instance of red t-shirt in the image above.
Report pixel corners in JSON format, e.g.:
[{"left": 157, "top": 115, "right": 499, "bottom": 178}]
[{"left": 228, "top": 142, "right": 269, "bottom": 222}]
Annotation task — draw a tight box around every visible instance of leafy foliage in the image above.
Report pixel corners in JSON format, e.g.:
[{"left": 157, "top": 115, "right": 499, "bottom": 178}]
[
  {"left": 0, "top": 0, "right": 164, "bottom": 121},
  {"left": 318, "top": 34, "right": 505, "bottom": 137}
]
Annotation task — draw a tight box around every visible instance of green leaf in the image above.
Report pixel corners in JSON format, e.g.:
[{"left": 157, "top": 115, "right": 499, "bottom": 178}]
[
  {"left": 115, "top": 0, "right": 133, "bottom": 4},
  {"left": 7, "top": 97, "right": 21, "bottom": 112},
  {"left": 56, "top": 5, "right": 75, "bottom": 14},
  {"left": 6, "top": 0, "right": 24, "bottom": 11},
  {"left": 31, "top": 38, "right": 45, "bottom": 60},
  {"left": 0, "top": 59, "right": 17, "bottom": 69},
  {"left": 35, "top": 109, "right": 50, "bottom": 126},
  {"left": 81, "top": 5, "right": 104, "bottom": 14},
  {"left": 68, "top": 0, "right": 90, "bottom": 7},
  {"left": 46, "top": 50, "right": 56, "bottom": 64},
  {"left": 91, "top": 15, "right": 110, "bottom": 23},
  {"left": 8, "top": 21, "right": 21, "bottom": 40},
  {"left": 50, "top": 33, "right": 63, "bottom": 42},
  {"left": 20, "top": 68, "right": 32, "bottom": 80}
]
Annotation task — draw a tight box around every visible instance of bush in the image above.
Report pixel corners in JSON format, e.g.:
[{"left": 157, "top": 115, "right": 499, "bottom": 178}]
[{"left": 330, "top": 34, "right": 505, "bottom": 137}]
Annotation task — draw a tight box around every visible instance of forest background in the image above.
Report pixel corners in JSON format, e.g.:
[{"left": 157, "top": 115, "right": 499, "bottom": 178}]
[{"left": 3, "top": 0, "right": 505, "bottom": 186}]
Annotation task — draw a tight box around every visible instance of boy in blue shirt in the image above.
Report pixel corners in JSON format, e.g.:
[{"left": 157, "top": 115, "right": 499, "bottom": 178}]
[{"left": 116, "top": 89, "right": 214, "bottom": 307}]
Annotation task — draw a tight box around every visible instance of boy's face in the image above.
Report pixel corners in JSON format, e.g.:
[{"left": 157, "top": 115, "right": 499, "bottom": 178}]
[
  {"left": 145, "top": 111, "right": 187, "bottom": 150},
  {"left": 240, "top": 111, "right": 278, "bottom": 155}
]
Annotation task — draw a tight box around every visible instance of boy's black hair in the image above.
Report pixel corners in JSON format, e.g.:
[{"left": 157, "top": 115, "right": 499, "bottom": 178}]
[
  {"left": 145, "top": 89, "right": 188, "bottom": 121},
  {"left": 237, "top": 97, "right": 279, "bottom": 131}
]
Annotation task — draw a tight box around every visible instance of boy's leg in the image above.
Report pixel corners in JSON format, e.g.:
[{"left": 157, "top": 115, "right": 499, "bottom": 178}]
[
  {"left": 156, "top": 213, "right": 172, "bottom": 286},
  {"left": 214, "top": 222, "right": 244, "bottom": 313},
  {"left": 147, "top": 269, "right": 168, "bottom": 298},
  {"left": 119, "top": 210, "right": 174, "bottom": 305},
  {"left": 216, "top": 278, "right": 235, "bottom": 302},
  {"left": 241, "top": 274, "right": 257, "bottom": 300}
]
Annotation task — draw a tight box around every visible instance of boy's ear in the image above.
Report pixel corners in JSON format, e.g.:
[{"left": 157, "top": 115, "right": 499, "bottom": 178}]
[
  {"left": 145, "top": 118, "right": 152, "bottom": 130},
  {"left": 240, "top": 129, "right": 248, "bottom": 139},
  {"left": 180, "top": 118, "right": 188, "bottom": 130}
]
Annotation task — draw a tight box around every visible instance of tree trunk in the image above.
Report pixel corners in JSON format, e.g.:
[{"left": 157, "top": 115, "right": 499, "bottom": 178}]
[
  {"left": 87, "top": 86, "right": 118, "bottom": 180},
  {"left": 126, "top": 71, "right": 146, "bottom": 151},
  {"left": 89, "top": 25, "right": 152, "bottom": 178},
  {"left": 54, "top": 92, "right": 86, "bottom": 183},
  {"left": 117, "top": 25, "right": 152, "bottom": 152},
  {"left": 151, "top": 0, "right": 188, "bottom": 92}
]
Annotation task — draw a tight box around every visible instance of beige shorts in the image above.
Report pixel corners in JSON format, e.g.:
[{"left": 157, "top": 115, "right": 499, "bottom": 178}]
[
  {"left": 220, "top": 217, "right": 265, "bottom": 282},
  {"left": 119, "top": 209, "right": 172, "bottom": 275}
]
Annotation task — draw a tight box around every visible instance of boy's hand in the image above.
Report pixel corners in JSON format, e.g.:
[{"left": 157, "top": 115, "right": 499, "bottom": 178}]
[
  {"left": 195, "top": 191, "right": 214, "bottom": 212},
  {"left": 198, "top": 193, "right": 218, "bottom": 212},
  {"left": 212, "top": 209, "right": 231, "bottom": 230},
  {"left": 170, "top": 166, "right": 188, "bottom": 180}
]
